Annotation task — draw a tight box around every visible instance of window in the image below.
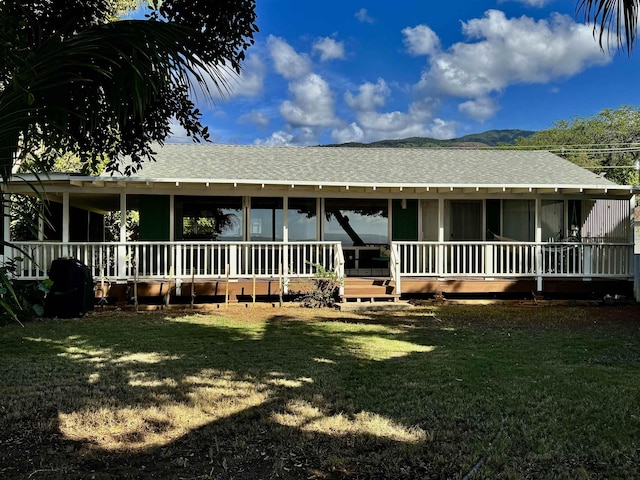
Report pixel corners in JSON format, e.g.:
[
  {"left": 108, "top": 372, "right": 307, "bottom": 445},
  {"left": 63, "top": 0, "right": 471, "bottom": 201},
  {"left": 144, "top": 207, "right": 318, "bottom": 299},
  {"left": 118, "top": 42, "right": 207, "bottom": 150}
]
[
  {"left": 324, "top": 198, "right": 388, "bottom": 245},
  {"left": 503, "top": 200, "right": 534, "bottom": 241},
  {"left": 250, "top": 197, "right": 283, "bottom": 241},
  {"left": 541, "top": 200, "right": 563, "bottom": 241},
  {"left": 288, "top": 198, "right": 317, "bottom": 241},
  {"left": 176, "top": 196, "right": 242, "bottom": 240}
]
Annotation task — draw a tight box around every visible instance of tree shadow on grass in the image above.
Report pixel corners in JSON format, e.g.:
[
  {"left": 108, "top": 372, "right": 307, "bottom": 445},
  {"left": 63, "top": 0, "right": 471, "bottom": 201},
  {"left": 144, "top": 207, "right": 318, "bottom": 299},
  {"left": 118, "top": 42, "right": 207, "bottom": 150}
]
[
  {"left": 1, "top": 310, "right": 486, "bottom": 479},
  {"left": 2, "top": 307, "right": 639, "bottom": 479}
]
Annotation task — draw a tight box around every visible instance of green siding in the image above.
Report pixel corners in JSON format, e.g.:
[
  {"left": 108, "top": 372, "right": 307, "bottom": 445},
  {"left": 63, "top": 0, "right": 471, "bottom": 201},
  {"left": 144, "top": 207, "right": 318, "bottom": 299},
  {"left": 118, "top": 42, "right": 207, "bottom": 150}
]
[
  {"left": 392, "top": 199, "right": 418, "bottom": 241},
  {"left": 139, "top": 195, "right": 170, "bottom": 241}
]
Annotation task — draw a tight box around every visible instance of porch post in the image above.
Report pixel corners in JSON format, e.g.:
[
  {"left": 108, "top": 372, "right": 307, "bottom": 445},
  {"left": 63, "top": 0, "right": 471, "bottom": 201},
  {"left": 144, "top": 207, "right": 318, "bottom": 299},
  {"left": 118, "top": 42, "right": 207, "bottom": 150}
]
[
  {"left": 118, "top": 192, "right": 127, "bottom": 278},
  {"left": 282, "top": 225, "right": 289, "bottom": 294},
  {"left": 62, "top": 191, "right": 70, "bottom": 257},
  {"left": 535, "top": 198, "right": 542, "bottom": 291},
  {"left": 2, "top": 191, "right": 9, "bottom": 262},
  {"left": 437, "top": 198, "right": 445, "bottom": 276},
  {"left": 170, "top": 194, "right": 182, "bottom": 293},
  {"left": 318, "top": 198, "right": 324, "bottom": 241},
  {"left": 37, "top": 203, "right": 44, "bottom": 241},
  {"left": 169, "top": 194, "right": 175, "bottom": 241},
  {"left": 632, "top": 200, "right": 640, "bottom": 302}
]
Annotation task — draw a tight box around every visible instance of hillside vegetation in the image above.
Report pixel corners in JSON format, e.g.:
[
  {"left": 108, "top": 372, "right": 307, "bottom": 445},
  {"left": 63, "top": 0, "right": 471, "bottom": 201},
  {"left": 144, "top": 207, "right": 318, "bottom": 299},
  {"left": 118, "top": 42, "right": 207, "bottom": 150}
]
[{"left": 324, "top": 129, "right": 536, "bottom": 148}]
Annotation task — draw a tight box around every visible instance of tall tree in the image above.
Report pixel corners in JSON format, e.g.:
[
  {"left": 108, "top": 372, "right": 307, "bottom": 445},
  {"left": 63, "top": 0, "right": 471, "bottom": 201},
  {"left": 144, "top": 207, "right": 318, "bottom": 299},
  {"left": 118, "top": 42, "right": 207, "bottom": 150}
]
[
  {"left": 0, "top": 0, "right": 257, "bottom": 323},
  {"left": 515, "top": 106, "right": 640, "bottom": 185},
  {"left": 578, "top": 0, "right": 639, "bottom": 52},
  {"left": 0, "top": 0, "right": 258, "bottom": 177}
]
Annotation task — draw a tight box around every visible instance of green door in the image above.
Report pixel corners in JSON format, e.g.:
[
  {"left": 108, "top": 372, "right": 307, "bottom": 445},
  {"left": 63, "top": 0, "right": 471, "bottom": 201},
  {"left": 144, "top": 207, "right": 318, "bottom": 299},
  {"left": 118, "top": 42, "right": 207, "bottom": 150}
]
[
  {"left": 139, "top": 195, "right": 170, "bottom": 241},
  {"left": 392, "top": 199, "right": 418, "bottom": 241}
]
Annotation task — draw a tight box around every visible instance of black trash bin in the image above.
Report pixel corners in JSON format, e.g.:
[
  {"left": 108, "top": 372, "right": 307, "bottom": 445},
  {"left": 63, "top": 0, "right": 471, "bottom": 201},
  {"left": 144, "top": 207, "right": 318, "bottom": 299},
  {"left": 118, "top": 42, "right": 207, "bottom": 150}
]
[{"left": 44, "top": 258, "right": 95, "bottom": 318}]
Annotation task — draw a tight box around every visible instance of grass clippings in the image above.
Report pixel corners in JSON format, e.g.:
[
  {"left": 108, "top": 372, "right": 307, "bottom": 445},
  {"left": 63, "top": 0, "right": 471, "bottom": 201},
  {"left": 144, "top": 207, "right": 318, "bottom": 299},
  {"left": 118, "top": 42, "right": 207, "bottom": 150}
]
[{"left": 1, "top": 305, "right": 639, "bottom": 479}]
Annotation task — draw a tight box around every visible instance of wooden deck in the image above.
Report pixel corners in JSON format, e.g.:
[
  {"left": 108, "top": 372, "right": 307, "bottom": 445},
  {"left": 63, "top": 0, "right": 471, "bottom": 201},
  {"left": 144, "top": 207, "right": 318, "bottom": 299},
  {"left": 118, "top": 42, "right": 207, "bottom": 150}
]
[
  {"left": 400, "top": 277, "right": 633, "bottom": 299},
  {"left": 93, "top": 274, "right": 634, "bottom": 307}
]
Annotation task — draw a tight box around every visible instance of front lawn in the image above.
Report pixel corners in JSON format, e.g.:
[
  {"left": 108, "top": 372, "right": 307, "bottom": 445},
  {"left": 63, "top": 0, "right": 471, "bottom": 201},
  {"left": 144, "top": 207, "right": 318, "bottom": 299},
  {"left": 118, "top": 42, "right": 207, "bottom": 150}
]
[{"left": 1, "top": 305, "right": 639, "bottom": 479}]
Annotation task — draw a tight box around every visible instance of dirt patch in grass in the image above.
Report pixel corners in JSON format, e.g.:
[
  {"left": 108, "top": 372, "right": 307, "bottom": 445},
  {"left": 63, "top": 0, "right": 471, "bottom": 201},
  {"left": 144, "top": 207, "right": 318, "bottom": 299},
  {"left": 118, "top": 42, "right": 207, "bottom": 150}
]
[{"left": 1, "top": 305, "right": 639, "bottom": 479}]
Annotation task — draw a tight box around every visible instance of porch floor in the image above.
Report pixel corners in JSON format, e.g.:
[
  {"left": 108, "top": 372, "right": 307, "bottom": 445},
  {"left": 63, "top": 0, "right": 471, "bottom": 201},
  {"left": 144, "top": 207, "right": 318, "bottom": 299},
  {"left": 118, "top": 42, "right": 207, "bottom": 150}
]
[{"left": 92, "top": 275, "right": 634, "bottom": 307}]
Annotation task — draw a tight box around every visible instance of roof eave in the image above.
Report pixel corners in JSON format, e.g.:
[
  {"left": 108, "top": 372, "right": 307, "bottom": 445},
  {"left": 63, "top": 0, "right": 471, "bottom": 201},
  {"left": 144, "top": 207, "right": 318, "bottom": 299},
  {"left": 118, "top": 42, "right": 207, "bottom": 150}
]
[{"left": 4, "top": 175, "right": 636, "bottom": 197}]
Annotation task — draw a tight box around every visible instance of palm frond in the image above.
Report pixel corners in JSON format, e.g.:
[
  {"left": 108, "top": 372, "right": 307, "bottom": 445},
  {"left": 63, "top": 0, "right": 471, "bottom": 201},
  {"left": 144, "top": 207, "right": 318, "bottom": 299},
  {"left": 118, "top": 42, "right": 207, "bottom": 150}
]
[{"left": 578, "top": 0, "right": 639, "bottom": 52}]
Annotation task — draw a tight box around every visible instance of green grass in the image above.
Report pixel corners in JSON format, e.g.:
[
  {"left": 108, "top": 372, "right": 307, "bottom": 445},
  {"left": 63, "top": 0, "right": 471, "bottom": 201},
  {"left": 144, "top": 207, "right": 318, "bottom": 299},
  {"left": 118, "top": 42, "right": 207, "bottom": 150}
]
[{"left": 1, "top": 305, "right": 639, "bottom": 479}]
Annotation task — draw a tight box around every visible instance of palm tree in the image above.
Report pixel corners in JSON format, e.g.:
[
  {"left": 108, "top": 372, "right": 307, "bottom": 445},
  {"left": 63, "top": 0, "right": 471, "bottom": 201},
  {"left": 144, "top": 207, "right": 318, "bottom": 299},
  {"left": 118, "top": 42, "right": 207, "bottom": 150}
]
[
  {"left": 0, "top": 0, "right": 258, "bottom": 177},
  {"left": 0, "top": 1, "right": 257, "bottom": 322},
  {"left": 578, "top": 0, "right": 639, "bottom": 52}
]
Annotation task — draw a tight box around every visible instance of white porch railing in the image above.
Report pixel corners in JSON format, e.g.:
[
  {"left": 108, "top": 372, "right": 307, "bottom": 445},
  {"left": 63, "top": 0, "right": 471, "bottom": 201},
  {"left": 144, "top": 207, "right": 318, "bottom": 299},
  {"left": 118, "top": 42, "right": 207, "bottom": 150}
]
[
  {"left": 6, "top": 240, "right": 633, "bottom": 296},
  {"left": 6, "top": 241, "right": 343, "bottom": 281},
  {"left": 394, "top": 241, "right": 633, "bottom": 278}
]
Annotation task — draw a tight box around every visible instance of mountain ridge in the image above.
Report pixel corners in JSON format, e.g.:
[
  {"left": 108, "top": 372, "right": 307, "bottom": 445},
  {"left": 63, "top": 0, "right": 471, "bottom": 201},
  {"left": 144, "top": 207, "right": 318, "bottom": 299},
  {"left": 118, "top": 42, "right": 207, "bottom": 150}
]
[{"left": 322, "top": 129, "right": 536, "bottom": 148}]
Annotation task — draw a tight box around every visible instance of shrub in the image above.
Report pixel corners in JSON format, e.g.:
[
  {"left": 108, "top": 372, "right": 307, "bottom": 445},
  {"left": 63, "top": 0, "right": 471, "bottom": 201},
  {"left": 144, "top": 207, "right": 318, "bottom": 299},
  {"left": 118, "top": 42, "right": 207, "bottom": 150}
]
[
  {"left": 0, "top": 257, "right": 52, "bottom": 326},
  {"left": 295, "top": 263, "right": 343, "bottom": 308}
]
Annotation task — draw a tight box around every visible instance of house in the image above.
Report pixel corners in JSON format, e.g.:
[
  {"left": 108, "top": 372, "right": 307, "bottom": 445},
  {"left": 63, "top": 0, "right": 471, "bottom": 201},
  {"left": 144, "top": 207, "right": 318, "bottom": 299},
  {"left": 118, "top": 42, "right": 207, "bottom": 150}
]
[{"left": 2, "top": 144, "right": 637, "bottom": 303}]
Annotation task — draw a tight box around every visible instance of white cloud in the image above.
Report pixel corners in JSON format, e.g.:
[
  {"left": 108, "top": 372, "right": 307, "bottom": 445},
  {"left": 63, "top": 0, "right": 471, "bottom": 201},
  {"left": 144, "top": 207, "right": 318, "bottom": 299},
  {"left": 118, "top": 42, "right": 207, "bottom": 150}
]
[
  {"left": 339, "top": 79, "right": 455, "bottom": 142},
  {"left": 167, "top": 118, "right": 193, "bottom": 143},
  {"left": 355, "top": 8, "right": 374, "bottom": 24},
  {"left": 208, "top": 55, "right": 265, "bottom": 100},
  {"left": 332, "top": 123, "right": 365, "bottom": 144},
  {"left": 417, "top": 10, "right": 611, "bottom": 100},
  {"left": 198, "top": 54, "right": 265, "bottom": 101},
  {"left": 291, "top": 127, "right": 321, "bottom": 145},
  {"left": 313, "top": 37, "right": 346, "bottom": 61},
  {"left": 238, "top": 111, "right": 270, "bottom": 127},
  {"left": 402, "top": 25, "right": 441, "bottom": 56},
  {"left": 266, "top": 37, "right": 337, "bottom": 133},
  {"left": 267, "top": 35, "right": 312, "bottom": 80},
  {"left": 232, "top": 55, "right": 266, "bottom": 97},
  {"left": 344, "top": 79, "right": 389, "bottom": 111},
  {"left": 254, "top": 130, "right": 295, "bottom": 146},
  {"left": 254, "top": 127, "right": 321, "bottom": 146},
  {"left": 428, "top": 118, "right": 458, "bottom": 139},
  {"left": 458, "top": 97, "right": 500, "bottom": 121},
  {"left": 280, "top": 73, "right": 337, "bottom": 128}
]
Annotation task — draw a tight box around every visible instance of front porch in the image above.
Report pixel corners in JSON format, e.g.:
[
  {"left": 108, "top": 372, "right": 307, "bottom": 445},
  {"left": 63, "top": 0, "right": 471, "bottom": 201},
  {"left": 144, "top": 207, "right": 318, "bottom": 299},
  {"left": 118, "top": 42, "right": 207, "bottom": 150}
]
[{"left": 6, "top": 239, "right": 634, "bottom": 305}]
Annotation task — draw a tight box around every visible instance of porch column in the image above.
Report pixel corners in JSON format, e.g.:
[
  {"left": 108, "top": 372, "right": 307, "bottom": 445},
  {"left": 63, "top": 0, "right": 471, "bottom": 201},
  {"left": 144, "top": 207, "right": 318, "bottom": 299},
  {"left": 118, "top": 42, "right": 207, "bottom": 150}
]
[
  {"left": 282, "top": 224, "right": 289, "bottom": 294},
  {"left": 118, "top": 192, "right": 127, "bottom": 278},
  {"left": 37, "top": 203, "right": 44, "bottom": 241},
  {"left": 318, "top": 198, "right": 324, "bottom": 241},
  {"left": 169, "top": 194, "right": 175, "bottom": 241},
  {"left": 170, "top": 194, "right": 181, "bottom": 284},
  {"left": 2, "top": 191, "right": 9, "bottom": 262},
  {"left": 535, "top": 198, "right": 542, "bottom": 291},
  {"left": 437, "top": 198, "right": 445, "bottom": 276},
  {"left": 632, "top": 199, "right": 640, "bottom": 302},
  {"left": 62, "top": 191, "right": 70, "bottom": 257},
  {"left": 62, "top": 191, "right": 70, "bottom": 242}
]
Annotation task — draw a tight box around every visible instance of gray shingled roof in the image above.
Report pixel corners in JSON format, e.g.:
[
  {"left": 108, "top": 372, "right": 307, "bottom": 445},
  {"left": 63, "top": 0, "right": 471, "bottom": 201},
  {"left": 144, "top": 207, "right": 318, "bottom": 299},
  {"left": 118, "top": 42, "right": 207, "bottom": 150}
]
[{"left": 104, "top": 144, "right": 619, "bottom": 188}]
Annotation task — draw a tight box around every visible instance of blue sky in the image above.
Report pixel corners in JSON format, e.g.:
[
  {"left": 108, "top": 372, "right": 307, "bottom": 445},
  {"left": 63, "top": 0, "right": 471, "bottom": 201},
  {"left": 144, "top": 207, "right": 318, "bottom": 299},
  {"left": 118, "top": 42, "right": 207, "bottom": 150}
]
[{"left": 167, "top": 0, "right": 637, "bottom": 146}]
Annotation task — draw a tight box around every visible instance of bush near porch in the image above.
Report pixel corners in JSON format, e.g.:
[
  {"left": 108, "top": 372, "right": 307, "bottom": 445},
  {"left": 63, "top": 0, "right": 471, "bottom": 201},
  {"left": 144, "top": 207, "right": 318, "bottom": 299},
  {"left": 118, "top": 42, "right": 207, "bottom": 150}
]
[{"left": 1, "top": 306, "right": 639, "bottom": 479}]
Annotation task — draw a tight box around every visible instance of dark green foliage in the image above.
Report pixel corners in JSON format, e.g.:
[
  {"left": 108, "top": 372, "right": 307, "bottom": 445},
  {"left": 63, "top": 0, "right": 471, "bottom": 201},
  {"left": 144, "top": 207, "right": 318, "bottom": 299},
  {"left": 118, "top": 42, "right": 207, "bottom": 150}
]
[
  {"left": 0, "top": 258, "right": 52, "bottom": 326},
  {"left": 0, "top": 0, "right": 257, "bottom": 323},
  {"left": 0, "top": 0, "right": 258, "bottom": 176},
  {"left": 515, "top": 105, "right": 640, "bottom": 185}
]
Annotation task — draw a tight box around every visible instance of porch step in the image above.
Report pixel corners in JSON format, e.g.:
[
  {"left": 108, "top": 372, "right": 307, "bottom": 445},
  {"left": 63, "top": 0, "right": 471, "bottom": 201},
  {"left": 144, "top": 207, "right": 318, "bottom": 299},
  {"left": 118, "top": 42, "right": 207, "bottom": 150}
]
[
  {"left": 341, "top": 277, "right": 398, "bottom": 303},
  {"left": 338, "top": 300, "right": 414, "bottom": 312},
  {"left": 340, "top": 293, "right": 401, "bottom": 303}
]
